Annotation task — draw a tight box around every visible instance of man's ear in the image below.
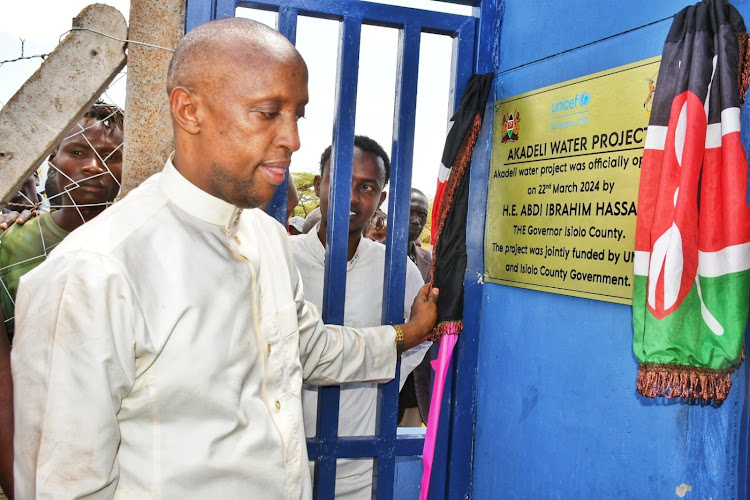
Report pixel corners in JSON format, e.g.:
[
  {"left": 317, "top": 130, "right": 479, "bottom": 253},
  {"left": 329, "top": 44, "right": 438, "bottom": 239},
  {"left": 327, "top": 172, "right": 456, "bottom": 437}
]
[
  {"left": 169, "top": 86, "right": 201, "bottom": 135},
  {"left": 378, "top": 190, "right": 387, "bottom": 207},
  {"left": 313, "top": 175, "right": 322, "bottom": 198},
  {"left": 47, "top": 149, "right": 58, "bottom": 166}
]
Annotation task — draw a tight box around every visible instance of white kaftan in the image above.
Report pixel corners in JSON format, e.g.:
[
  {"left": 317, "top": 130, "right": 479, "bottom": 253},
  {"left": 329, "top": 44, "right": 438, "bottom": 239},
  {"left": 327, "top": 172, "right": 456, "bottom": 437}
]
[{"left": 11, "top": 158, "right": 398, "bottom": 499}]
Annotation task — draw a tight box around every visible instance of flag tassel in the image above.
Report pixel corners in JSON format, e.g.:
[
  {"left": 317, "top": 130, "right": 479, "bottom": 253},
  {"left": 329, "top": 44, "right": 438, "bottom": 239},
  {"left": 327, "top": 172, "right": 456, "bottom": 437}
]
[
  {"left": 737, "top": 32, "right": 750, "bottom": 102},
  {"left": 429, "top": 320, "right": 464, "bottom": 342},
  {"left": 636, "top": 355, "right": 743, "bottom": 404}
]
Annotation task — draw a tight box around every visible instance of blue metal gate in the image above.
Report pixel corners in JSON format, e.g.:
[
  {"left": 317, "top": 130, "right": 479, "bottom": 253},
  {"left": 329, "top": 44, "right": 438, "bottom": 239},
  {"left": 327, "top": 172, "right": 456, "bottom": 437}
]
[{"left": 184, "top": 1, "right": 492, "bottom": 498}]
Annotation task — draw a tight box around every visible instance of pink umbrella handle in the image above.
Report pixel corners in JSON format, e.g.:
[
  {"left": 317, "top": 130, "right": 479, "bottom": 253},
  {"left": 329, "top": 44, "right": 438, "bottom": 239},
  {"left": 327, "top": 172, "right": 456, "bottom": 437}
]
[{"left": 419, "top": 334, "right": 459, "bottom": 500}]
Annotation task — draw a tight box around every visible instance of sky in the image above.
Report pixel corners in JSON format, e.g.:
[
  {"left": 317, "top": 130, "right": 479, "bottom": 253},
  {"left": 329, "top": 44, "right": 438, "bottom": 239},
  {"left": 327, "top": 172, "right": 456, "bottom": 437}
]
[{"left": 0, "top": 0, "right": 473, "bottom": 201}]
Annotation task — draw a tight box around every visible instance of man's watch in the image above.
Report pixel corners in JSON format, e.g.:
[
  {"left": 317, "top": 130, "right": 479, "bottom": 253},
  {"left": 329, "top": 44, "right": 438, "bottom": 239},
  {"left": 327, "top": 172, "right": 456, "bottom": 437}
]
[{"left": 393, "top": 324, "right": 405, "bottom": 359}]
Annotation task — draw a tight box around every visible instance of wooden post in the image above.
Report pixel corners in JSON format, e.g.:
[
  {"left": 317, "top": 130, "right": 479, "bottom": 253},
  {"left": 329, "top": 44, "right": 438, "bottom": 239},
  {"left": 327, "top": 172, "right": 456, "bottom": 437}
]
[
  {"left": 120, "top": 0, "right": 186, "bottom": 195},
  {"left": 0, "top": 4, "right": 127, "bottom": 207}
]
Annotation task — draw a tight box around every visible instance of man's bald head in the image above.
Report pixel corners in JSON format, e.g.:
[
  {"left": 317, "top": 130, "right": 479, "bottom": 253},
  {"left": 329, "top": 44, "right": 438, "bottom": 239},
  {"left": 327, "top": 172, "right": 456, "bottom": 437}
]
[
  {"left": 166, "top": 17, "right": 304, "bottom": 94},
  {"left": 166, "top": 16, "right": 308, "bottom": 210}
]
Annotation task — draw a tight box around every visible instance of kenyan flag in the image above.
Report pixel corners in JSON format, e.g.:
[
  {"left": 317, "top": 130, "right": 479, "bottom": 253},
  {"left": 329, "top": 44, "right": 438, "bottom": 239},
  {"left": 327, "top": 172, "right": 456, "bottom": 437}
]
[{"left": 633, "top": 0, "right": 750, "bottom": 404}]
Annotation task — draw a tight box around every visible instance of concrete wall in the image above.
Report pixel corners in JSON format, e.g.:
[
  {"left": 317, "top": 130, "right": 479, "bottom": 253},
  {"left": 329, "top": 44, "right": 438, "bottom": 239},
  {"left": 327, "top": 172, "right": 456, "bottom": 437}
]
[{"left": 471, "top": 0, "right": 750, "bottom": 498}]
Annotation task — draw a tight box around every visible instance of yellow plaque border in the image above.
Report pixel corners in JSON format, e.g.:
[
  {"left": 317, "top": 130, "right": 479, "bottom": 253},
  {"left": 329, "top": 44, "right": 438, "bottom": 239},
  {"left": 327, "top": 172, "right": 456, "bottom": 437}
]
[{"left": 484, "top": 57, "right": 661, "bottom": 305}]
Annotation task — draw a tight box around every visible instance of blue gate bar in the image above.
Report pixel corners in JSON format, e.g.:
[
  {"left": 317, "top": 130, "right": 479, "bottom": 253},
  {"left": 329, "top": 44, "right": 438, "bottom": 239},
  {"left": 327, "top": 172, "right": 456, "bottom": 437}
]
[
  {"left": 185, "top": 0, "right": 216, "bottom": 31},
  {"left": 382, "top": 23, "right": 421, "bottom": 331},
  {"left": 308, "top": 433, "right": 425, "bottom": 458},
  {"left": 265, "top": 173, "right": 290, "bottom": 224},
  {"left": 188, "top": 2, "right": 471, "bottom": 48},
  {"left": 434, "top": 0, "right": 481, "bottom": 6},
  {"left": 238, "top": 0, "right": 469, "bottom": 33},
  {"left": 314, "top": 15, "right": 363, "bottom": 500},
  {"left": 264, "top": 6, "right": 299, "bottom": 223},
  {"left": 450, "top": 21, "right": 476, "bottom": 113},
  {"left": 216, "top": 0, "right": 237, "bottom": 18},
  {"left": 320, "top": 18, "right": 360, "bottom": 327},
  {"left": 278, "top": 5, "right": 299, "bottom": 42},
  {"left": 376, "top": 22, "right": 422, "bottom": 500}
]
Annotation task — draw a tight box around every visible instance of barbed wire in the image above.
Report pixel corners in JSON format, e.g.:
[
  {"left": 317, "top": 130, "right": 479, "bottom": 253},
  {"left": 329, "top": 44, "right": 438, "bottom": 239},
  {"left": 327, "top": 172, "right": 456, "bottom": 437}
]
[
  {"left": 0, "top": 53, "right": 50, "bottom": 68},
  {"left": 0, "top": 38, "right": 50, "bottom": 68},
  {"left": 62, "top": 27, "right": 176, "bottom": 52},
  {"left": 0, "top": 27, "right": 175, "bottom": 70}
]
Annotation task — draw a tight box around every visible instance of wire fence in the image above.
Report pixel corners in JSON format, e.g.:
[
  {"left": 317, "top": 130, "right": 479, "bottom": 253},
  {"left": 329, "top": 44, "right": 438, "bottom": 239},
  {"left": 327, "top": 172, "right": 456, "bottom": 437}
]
[{"left": 0, "top": 70, "right": 126, "bottom": 341}]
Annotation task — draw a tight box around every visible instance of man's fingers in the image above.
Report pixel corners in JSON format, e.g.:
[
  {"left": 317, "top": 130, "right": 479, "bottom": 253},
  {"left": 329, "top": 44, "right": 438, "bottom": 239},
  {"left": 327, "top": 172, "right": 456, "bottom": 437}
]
[
  {"left": 16, "top": 209, "right": 35, "bottom": 225},
  {"left": 415, "top": 284, "right": 439, "bottom": 304},
  {"left": 0, "top": 212, "right": 20, "bottom": 231},
  {"left": 416, "top": 284, "right": 432, "bottom": 301}
]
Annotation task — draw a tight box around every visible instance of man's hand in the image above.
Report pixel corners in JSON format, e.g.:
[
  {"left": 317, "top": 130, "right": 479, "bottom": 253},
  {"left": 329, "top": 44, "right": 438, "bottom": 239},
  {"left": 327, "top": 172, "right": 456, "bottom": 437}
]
[
  {"left": 0, "top": 209, "right": 36, "bottom": 231},
  {"left": 399, "top": 284, "right": 439, "bottom": 350}
]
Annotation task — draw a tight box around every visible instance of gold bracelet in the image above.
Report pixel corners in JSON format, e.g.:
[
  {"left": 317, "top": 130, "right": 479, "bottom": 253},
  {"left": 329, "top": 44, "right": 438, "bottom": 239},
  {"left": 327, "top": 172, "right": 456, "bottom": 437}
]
[{"left": 393, "top": 324, "right": 405, "bottom": 359}]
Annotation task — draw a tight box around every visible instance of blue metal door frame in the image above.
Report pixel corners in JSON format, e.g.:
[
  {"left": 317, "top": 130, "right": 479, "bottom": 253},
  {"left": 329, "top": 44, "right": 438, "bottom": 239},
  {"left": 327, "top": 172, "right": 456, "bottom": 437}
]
[{"left": 184, "top": 1, "right": 496, "bottom": 498}]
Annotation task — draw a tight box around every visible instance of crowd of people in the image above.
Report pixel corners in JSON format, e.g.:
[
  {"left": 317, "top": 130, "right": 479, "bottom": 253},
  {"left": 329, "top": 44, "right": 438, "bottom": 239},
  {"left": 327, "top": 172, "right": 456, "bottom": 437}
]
[{"left": 0, "top": 17, "right": 439, "bottom": 499}]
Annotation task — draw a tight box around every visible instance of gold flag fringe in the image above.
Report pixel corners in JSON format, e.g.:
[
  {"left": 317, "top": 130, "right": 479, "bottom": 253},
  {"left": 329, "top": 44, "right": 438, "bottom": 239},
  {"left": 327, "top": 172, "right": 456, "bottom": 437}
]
[
  {"left": 429, "top": 320, "right": 463, "bottom": 342},
  {"left": 737, "top": 33, "right": 750, "bottom": 103},
  {"left": 636, "top": 355, "right": 743, "bottom": 404}
]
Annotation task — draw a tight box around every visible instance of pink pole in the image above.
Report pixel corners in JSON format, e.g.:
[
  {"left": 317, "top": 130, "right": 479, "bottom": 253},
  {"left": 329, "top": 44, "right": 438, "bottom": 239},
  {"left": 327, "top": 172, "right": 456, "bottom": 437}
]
[{"left": 419, "top": 334, "right": 459, "bottom": 500}]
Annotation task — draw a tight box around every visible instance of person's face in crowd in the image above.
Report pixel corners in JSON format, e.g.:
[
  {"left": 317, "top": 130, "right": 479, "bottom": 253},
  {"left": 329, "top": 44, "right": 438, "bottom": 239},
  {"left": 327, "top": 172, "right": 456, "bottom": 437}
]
[
  {"left": 365, "top": 212, "right": 387, "bottom": 243},
  {"left": 178, "top": 39, "right": 308, "bottom": 209},
  {"left": 314, "top": 146, "right": 387, "bottom": 236},
  {"left": 49, "top": 117, "right": 123, "bottom": 209},
  {"left": 7, "top": 173, "right": 39, "bottom": 210},
  {"left": 408, "top": 191, "right": 429, "bottom": 243}
]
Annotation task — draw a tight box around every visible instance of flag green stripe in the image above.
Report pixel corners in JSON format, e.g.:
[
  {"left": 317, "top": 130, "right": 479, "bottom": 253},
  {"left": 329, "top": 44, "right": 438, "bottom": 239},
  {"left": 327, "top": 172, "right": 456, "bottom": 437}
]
[{"left": 632, "top": 269, "right": 750, "bottom": 370}]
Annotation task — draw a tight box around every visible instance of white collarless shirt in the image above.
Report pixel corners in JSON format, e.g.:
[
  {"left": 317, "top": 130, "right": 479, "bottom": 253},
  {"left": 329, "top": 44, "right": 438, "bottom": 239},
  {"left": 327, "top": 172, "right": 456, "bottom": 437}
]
[{"left": 12, "top": 158, "right": 398, "bottom": 499}]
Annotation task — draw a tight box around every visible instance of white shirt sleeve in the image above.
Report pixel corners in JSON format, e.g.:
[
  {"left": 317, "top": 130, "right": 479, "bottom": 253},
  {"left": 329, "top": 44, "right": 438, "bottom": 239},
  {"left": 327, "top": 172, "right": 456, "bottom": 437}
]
[
  {"left": 12, "top": 252, "right": 138, "bottom": 499},
  {"left": 398, "top": 259, "right": 432, "bottom": 389},
  {"left": 291, "top": 265, "right": 398, "bottom": 387}
]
